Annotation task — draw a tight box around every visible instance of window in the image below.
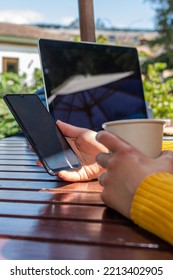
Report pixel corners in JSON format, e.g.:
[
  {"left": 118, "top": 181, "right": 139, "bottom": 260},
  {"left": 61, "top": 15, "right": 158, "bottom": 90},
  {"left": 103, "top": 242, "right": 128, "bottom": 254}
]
[{"left": 3, "top": 57, "right": 19, "bottom": 74}]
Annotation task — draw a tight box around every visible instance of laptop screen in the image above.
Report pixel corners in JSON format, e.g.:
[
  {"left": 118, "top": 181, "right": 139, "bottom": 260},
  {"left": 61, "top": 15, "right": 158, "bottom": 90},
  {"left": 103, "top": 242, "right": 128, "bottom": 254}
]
[{"left": 38, "top": 39, "right": 148, "bottom": 131}]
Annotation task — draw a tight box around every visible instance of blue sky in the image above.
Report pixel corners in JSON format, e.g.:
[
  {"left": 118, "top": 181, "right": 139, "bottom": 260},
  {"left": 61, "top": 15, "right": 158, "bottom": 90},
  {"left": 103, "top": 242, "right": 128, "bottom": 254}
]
[{"left": 0, "top": 0, "right": 156, "bottom": 29}]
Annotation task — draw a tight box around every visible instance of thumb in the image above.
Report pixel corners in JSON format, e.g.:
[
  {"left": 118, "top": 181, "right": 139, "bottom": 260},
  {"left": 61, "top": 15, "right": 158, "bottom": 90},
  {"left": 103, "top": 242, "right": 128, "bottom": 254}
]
[
  {"left": 156, "top": 150, "right": 173, "bottom": 173},
  {"left": 56, "top": 120, "right": 87, "bottom": 138},
  {"left": 58, "top": 169, "right": 82, "bottom": 182},
  {"left": 160, "top": 149, "right": 173, "bottom": 160}
]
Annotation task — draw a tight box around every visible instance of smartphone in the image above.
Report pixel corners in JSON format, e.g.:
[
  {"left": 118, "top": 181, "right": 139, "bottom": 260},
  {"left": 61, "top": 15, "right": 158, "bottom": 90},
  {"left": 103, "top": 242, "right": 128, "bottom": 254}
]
[{"left": 3, "top": 94, "right": 82, "bottom": 175}]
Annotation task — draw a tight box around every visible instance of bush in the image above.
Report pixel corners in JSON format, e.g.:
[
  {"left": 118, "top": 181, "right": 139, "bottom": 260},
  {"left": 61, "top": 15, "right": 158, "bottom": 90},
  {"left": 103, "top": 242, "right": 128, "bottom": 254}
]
[
  {"left": 0, "top": 70, "right": 43, "bottom": 139},
  {"left": 0, "top": 98, "right": 20, "bottom": 139},
  {"left": 143, "top": 62, "right": 173, "bottom": 118}
]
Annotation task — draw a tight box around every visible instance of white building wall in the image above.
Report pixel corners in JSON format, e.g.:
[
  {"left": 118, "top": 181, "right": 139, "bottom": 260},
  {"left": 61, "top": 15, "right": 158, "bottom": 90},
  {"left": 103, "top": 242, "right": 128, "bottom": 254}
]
[{"left": 0, "top": 44, "right": 41, "bottom": 84}]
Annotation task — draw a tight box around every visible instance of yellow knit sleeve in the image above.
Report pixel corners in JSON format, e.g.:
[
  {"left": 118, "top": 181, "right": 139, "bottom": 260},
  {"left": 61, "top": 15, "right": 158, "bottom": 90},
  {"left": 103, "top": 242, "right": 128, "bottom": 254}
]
[
  {"left": 162, "top": 140, "right": 173, "bottom": 151},
  {"left": 131, "top": 172, "right": 173, "bottom": 245}
]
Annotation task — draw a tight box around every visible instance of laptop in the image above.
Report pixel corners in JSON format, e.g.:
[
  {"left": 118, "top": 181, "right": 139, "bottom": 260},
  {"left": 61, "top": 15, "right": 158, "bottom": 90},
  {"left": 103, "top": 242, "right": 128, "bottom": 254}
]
[{"left": 38, "top": 39, "right": 148, "bottom": 131}]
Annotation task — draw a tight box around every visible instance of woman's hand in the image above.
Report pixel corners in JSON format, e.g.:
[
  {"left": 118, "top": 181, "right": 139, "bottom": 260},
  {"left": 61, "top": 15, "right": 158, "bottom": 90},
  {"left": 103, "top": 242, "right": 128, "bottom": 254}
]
[
  {"left": 37, "top": 120, "right": 108, "bottom": 181},
  {"left": 96, "top": 131, "right": 173, "bottom": 218},
  {"left": 56, "top": 121, "right": 108, "bottom": 181}
]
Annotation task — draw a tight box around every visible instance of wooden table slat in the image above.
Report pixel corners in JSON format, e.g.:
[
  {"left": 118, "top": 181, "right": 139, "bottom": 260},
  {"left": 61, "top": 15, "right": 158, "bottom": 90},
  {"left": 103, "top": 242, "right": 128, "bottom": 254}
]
[
  {"left": 0, "top": 216, "right": 169, "bottom": 249},
  {"left": 0, "top": 165, "right": 46, "bottom": 172},
  {"left": 0, "top": 155, "right": 37, "bottom": 159},
  {"left": 0, "top": 147, "right": 30, "bottom": 150},
  {"left": 1, "top": 238, "right": 172, "bottom": 260},
  {"left": 0, "top": 190, "right": 103, "bottom": 205},
  {"left": 0, "top": 202, "right": 125, "bottom": 223},
  {"left": 0, "top": 180, "right": 101, "bottom": 191},
  {"left": 0, "top": 159, "right": 37, "bottom": 165},
  {"left": 0, "top": 171, "right": 63, "bottom": 181},
  {"left": 0, "top": 150, "right": 34, "bottom": 155}
]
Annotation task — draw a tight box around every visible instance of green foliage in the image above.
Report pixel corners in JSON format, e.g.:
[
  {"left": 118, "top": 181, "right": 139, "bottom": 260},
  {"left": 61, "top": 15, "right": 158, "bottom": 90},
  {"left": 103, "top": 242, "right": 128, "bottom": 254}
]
[
  {"left": 146, "top": 0, "right": 173, "bottom": 47},
  {"left": 0, "top": 72, "right": 29, "bottom": 97},
  {"left": 145, "top": 0, "right": 173, "bottom": 67},
  {"left": 73, "top": 34, "right": 109, "bottom": 44},
  {"left": 0, "top": 98, "right": 20, "bottom": 139},
  {"left": 30, "top": 68, "right": 44, "bottom": 92},
  {"left": 73, "top": 36, "right": 81, "bottom": 42},
  {"left": 0, "top": 69, "right": 43, "bottom": 139},
  {"left": 143, "top": 62, "right": 173, "bottom": 118},
  {"left": 96, "top": 35, "right": 109, "bottom": 44}
]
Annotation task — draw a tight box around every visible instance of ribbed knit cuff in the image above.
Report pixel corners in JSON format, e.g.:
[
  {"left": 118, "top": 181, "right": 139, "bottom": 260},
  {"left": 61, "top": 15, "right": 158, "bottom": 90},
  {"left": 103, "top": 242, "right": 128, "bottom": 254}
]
[
  {"left": 162, "top": 140, "right": 173, "bottom": 151},
  {"left": 131, "top": 172, "right": 173, "bottom": 245}
]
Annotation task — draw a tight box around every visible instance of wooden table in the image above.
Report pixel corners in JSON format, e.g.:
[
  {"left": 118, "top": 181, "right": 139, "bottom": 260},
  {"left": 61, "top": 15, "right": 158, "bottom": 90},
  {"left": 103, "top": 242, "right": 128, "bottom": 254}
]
[{"left": 0, "top": 135, "right": 173, "bottom": 260}]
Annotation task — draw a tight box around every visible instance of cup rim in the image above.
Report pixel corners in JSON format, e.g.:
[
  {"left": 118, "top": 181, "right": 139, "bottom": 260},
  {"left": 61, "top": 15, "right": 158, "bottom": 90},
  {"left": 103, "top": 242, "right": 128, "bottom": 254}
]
[{"left": 102, "top": 118, "right": 166, "bottom": 128}]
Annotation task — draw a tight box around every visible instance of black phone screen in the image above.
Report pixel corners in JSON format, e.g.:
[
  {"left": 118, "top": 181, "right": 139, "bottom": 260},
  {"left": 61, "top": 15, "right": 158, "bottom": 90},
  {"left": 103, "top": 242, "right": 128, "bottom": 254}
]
[{"left": 3, "top": 94, "right": 81, "bottom": 175}]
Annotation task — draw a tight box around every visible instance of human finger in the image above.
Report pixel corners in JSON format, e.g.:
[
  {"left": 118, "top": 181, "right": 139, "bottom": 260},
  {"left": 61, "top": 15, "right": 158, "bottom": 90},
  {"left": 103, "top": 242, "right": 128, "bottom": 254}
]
[
  {"left": 96, "top": 152, "right": 112, "bottom": 169},
  {"left": 56, "top": 120, "right": 87, "bottom": 138},
  {"left": 58, "top": 170, "right": 81, "bottom": 182},
  {"left": 98, "top": 172, "right": 107, "bottom": 186},
  {"left": 157, "top": 150, "right": 173, "bottom": 173},
  {"left": 160, "top": 149, "right": 173, "bottom": 159},
  {"left": 36, "top": 159, "right": 43, "bottom": 167},
  {"left": 96, "top": 130, "right": 129, "bottom": 152},
  {"left": 29, "top": 145, "right": 34, "bottom": 152}
]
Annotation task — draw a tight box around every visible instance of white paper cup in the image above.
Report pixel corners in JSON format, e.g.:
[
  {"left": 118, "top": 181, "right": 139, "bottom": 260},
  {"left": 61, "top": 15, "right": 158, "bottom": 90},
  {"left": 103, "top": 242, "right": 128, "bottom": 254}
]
[{"left": 102, "top": 119, "right": 166, "bottom": 158}]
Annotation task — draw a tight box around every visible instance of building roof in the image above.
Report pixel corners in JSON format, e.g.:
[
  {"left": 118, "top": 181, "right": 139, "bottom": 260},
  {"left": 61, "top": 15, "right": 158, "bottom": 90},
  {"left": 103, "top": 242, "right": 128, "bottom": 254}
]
[{"left": 0, "top": 22, "right": 68, "bottom": 45}]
